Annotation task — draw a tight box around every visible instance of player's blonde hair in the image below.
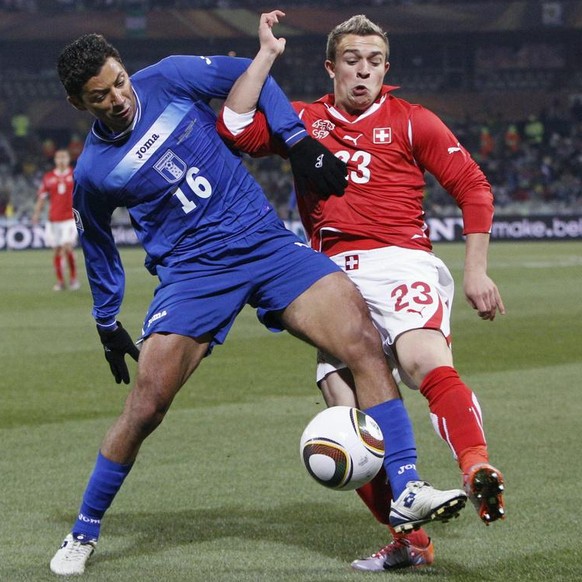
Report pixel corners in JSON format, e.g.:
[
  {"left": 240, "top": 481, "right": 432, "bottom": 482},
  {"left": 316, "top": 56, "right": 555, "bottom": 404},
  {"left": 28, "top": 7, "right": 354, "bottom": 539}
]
[{"left": 326, "top": 15, "right": 389, "bottom": 62}]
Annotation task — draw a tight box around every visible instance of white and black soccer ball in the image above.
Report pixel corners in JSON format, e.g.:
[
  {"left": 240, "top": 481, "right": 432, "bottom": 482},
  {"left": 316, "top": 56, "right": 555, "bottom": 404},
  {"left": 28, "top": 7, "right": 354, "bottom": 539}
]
[{"left": 300, "top": 406, "right": 384, "bottom": 491}]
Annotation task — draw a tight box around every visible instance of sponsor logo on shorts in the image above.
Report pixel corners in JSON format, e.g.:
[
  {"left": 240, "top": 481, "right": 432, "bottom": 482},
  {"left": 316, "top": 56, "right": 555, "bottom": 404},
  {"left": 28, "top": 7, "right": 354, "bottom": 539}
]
[
  {"left": 406, "top": 306, "right": 427, "bottom": 316},
  {"left": 147, "top": 309, "right": 168, "bottom": 328}
]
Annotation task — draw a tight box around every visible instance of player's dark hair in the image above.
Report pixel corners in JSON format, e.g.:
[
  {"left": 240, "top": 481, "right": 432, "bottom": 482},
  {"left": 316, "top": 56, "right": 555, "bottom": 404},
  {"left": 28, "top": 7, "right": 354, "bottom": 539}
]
[
  {"left": 326, "top": 15, "right": 389, "bottom": 62},
  {"left": 57, "top": 33, "right": 124, "bottom": 98}
]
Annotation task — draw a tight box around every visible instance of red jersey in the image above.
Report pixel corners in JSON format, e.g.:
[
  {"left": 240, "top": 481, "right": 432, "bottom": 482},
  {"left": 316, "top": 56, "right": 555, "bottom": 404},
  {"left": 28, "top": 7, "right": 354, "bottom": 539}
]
[
  {"left": 218, "top": 86, "right": 494, "bottom": 254},
  {"left": 37, "top": 167, "right": 74, "bottom": 222}
]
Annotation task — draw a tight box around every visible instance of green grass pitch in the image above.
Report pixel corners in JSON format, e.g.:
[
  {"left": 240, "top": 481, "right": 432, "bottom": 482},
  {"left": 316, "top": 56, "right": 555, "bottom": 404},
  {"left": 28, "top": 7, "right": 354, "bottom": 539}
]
[{"left": 1, "top": 241, "right": 581, "bottom": 581}]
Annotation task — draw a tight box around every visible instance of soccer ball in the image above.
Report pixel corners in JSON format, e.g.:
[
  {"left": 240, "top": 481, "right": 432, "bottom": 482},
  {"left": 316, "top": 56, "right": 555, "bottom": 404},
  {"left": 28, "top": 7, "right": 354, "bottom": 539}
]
[{"left": 300, "top": 406, "right": 384, "bottom": 491}]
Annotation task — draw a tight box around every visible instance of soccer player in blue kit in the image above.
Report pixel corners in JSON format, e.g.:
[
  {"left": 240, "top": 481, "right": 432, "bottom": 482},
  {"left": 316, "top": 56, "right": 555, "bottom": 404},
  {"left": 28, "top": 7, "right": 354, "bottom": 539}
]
[{"left": 50, "top": 14, "right": 466, "bottom": 576}]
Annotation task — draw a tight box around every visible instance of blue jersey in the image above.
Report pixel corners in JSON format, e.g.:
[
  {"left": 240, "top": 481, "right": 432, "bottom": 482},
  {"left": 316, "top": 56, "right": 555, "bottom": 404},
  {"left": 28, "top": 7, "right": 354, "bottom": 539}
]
[{"left": 73, "top": 55, "right": 307, "bottom": 324}]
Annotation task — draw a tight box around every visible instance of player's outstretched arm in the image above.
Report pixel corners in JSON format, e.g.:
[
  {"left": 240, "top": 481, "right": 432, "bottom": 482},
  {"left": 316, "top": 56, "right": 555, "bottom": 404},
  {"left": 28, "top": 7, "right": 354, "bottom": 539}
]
[
  {"left": 221, "top": 9, "right": 347, "bottom": 199},
  {"left": 463, "top": 233, "right": 506, "bottom": 321},
  {"left": 225, "top": 10, "right": 286, "bottom": 115}
]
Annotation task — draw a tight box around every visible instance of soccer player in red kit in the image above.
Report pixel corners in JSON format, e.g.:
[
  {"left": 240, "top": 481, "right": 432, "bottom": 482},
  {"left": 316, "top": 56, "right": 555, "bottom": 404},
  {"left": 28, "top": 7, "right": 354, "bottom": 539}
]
[
  {"left": 32, "top": 148, "right": 79, "bottom": 291},
  {"left": 218, "top": 13, "right": 506, "bottom": 572}
]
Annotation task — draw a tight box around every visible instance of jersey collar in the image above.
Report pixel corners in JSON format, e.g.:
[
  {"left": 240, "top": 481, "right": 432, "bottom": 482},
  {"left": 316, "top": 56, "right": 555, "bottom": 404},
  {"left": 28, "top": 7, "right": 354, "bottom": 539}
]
[{"left": 319, "top": 85, "right": 398, "bottom": 123}]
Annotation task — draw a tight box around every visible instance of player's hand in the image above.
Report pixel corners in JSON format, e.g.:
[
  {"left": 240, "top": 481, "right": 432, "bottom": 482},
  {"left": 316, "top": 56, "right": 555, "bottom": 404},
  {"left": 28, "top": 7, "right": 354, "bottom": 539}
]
[
  {"left": 259, "top": 10, "right": 287, "bottom": 57},
  {"left": 464, "top": 271, "right": 506, "bottom": 321},
  {"left": 288, "top": 136, "right": 347, "bottom": 199},
  {"left": 96, "top": 321, "right": 140, "bottom": 384}
]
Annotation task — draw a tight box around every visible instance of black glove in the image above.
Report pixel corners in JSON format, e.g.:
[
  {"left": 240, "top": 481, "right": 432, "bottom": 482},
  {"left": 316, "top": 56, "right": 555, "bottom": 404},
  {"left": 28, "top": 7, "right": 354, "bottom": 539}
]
[
  {"left": 96, "top": 321, "right": 140, "bottom": 385},
  {"left": 288, "top": 136, "right": 347, "bottom": 199}
]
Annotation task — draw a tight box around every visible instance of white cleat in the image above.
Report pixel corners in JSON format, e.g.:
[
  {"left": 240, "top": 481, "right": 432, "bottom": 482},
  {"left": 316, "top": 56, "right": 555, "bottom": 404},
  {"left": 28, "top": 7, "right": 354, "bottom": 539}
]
[
  {"left": 50, "top": 533, "right": 97, "bottom": 576},
  {"left": 351, "top": 535, "right": 435, "bottom": 571},
  {"left": 389, "top": 480, "right": 467, "bottom": 533}
]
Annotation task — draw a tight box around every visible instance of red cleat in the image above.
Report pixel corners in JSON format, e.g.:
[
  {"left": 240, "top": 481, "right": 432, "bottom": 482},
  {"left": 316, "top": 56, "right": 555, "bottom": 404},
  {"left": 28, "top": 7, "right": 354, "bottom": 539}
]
[{"left": 464, "top": 463, "right": 506, "bottom": 524}]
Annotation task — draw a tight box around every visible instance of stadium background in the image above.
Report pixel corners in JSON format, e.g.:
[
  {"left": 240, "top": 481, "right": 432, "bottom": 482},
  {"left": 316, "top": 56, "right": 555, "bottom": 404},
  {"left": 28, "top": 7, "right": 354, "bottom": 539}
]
[{"left": 1, "top": 0, "right": 581, "bottom": 247}]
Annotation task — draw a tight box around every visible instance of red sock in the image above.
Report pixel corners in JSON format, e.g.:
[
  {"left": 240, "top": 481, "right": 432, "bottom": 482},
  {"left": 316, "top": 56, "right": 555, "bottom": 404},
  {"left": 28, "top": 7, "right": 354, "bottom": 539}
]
[
  {"left": 67, "top": 250, "right": 77, "bottom": 281},
  {"left": 419, "top": 366, "right": 489, "bottom": 473},
  {"left": 357, "top": 469, "right": 431, "bottom": 547},
  {"left": 54, "top": 254, "right": 64, "bottom": 283},
  {"left": 392, "top": 526, "right": 430, "bottom": 547},
  {"left": 356, "top": 467, "right": 392, "bottom": 525}
]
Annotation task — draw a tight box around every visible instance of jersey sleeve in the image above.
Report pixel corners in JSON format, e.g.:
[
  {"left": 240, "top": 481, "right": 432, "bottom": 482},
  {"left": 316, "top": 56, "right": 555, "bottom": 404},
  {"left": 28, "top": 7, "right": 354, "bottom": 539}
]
[
  {"left": 73, "top": 181, "right": 125, "bottom": 325},
  {"left": 165, "top": 55, "right": 306, "bottom": 149},
  {"left": 410, "top": 106, "right": 494, "bottom": 234},
  {"left": 217, "top": 107, "right": 287, "bottom": 158}
]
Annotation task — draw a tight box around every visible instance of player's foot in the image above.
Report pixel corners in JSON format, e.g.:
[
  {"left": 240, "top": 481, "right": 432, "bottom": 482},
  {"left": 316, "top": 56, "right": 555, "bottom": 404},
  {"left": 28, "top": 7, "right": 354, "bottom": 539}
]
[
  {"left": 351, "top": 532, "right": 434, "bottom": 571},
  {"left": 389, "top": 481, "right": 467, "bottom": 533},
  {"left": 69, "top": 279, "right": 81, "bottom": 291},
  {"left": 53, "top": 282, "right": 65, "bottom": 291},
  {"left": 464, "top": 463, "right": 505, "bottom": 524},
  {"left": 50, "top": 533, "right": 97, "bottom": 576}
]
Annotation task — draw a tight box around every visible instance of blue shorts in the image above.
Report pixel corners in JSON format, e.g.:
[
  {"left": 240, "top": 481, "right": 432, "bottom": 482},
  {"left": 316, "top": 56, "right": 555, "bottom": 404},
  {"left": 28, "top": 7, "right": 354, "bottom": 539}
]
[{"left": 141, "top": 218, "right": 339, "bottom": 353}]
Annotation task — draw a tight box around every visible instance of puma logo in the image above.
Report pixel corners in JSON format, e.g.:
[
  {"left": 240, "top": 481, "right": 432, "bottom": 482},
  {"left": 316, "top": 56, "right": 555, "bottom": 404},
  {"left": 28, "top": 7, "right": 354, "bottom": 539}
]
[{"left": 344, "top": 133, "right": 363, "bottom": 145}]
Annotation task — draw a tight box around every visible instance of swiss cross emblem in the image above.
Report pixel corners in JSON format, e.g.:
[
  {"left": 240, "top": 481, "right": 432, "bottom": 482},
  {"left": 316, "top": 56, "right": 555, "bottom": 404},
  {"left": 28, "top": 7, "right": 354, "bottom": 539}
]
[
  {"left": 345, "top": 254, "right": 359, "bottom": 271},
  {"left": 373, "top": 127, "right": 392, "bottom": 144}
]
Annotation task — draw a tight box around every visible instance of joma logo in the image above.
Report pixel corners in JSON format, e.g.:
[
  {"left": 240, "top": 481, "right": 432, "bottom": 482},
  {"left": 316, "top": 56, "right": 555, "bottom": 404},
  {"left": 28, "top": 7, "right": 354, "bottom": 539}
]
[{"left": 136, "top": 133, "right": 160, "bottom": 160}]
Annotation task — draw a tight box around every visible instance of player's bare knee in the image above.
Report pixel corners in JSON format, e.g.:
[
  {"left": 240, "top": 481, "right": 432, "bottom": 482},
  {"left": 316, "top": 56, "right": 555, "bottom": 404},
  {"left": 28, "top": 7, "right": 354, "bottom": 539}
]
[
  {"left": 126, "top": 385, "right": 172, "bottom": 437},
  {"left": 134, "top": 403, "right": 168, "bottom": 437},
  {"left": 338, "top": 323, "right": 383, "bottom": 370},
  {"left": 403, "top": 353, "right": 453, "bottom": 386}
]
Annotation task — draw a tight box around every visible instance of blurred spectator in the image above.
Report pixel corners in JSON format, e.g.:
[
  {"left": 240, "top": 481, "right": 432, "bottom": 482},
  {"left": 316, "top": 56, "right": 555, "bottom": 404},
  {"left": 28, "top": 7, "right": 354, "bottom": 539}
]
[
  {"left": 10, "top": 109, "right": 31, "bottom": 153},
  {"left": 523, "top": 114, "right": 544, "bottom": 146},
  {"left": 478, "top": 126, "right": 495, "bottom": 159},
  {"left": 504, "top": 124, "right": 520, "bottom": 154},
  {"left": 0, "top": 129, "right": 16, "bottom": 167},
  {"left": 41, "top": 137, "right": 57, "bottom": 162},
  {"left": 67, "top": 134, "right": 84, "bottom": 162}
]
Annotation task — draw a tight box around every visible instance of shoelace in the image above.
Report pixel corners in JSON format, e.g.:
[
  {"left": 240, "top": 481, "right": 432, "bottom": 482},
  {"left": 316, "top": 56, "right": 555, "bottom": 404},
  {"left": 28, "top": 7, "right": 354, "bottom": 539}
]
[
  {"left": 65, "top": 539, "right": 95, "bottom": 559},
  {"left": 372, "top": 539, "right": 408, "bottom": 558}
]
